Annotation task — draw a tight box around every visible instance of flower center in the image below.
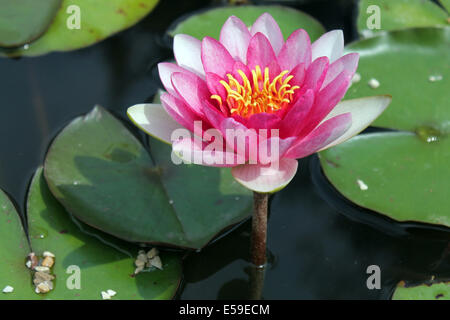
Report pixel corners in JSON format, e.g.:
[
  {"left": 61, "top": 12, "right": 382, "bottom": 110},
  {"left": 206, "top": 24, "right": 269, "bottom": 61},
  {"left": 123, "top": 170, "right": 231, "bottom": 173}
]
[{"left": 211, "top": 66, "right": 300, "bottom": 118}]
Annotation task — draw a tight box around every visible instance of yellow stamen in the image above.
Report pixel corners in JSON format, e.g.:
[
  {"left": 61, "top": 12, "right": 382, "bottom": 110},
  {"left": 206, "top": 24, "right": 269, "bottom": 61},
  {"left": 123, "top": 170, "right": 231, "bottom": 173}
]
[{"left": 210, "top": 66, "right": 300, "bottom": 118}]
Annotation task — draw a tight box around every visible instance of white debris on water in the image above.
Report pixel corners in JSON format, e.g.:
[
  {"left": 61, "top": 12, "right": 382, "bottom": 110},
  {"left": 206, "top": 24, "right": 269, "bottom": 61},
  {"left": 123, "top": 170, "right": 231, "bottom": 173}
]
[
  {"left": 101, "top": 291, "right": 111, "bottom": 300},
  {"left": 368, "top": 78, "right": 380, "bottom": 89},
  {"left": 352, "top": 72, "right": 361, "bottom": 84},
  {"left": 428, "top": 74, "right": 443, "bottom": 82},
  {"left": 2, "top": 286, "right": 14, "bottom": 293},
  {"left": 106, "top": 289, "right": 116, "bottom": 297},
  {"left": 357, "top": 179, "right": 368, "bottom": 191}
]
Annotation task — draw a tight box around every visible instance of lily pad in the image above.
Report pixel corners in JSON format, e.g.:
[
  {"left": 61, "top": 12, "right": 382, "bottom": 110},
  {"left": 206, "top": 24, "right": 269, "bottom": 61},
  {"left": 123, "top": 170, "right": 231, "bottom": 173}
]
[
  {"left": 0, "top": 0, "right": 61, "bottom": 48},
  {"left": 1, "top": 0, "right": 159, "bottom": 57},
  {"left": 0, "top": 189, "right": 36, "bottom": 299},
  {"left": 26, "top": 167, "right": 181, "bottom": 299},
  {"left": 345, "top": 27, "right": 450, "bottom": 133},
  {"left": 392, "top": 281, "right": 450, "bottom": 300},
  {"left": 357, "top": 0, "right": 449, "bottom": 37},
  {"left": 320, "top": 132, "right": 450, "bottom": 228},
  {"left": 168, "top": 5, "right": 325, "bottom": 41},
  {"left": 44, "top": 106, "right": 252, "bottom": 249}
]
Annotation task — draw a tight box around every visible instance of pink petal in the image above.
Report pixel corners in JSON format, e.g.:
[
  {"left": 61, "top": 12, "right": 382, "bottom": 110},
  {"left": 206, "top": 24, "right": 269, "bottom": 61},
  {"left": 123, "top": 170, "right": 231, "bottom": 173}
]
[
  {"left": 160, "top": 93, "right": 203, "bottom": 133},
  {"left": 250, "top": 13, "right": 284, "bottom": 55},
  {"left": 300, "top": 56, "right": 329, "bottom": 94},
  {"left": 318, "top": 95, "right": 391, "bottom": 150},
  {"left": 298, "top": 70, "right": 353, "bottom": 137},
  {"left": 127, "top": 103, "right": 184, "bottom": 145},
  {"left": 158, "top": 62, "right": 190, "bottom": 98},
  {"left": 246, "top": 112, "right": 281, "bottom": 132},
  {"left": 173, "top": 34, "right": 204, "bottom": 77},
  {"left": 220, "top": 117, "right": 258, "bottom": 162},
  {"left": 279, "top": 89, "right": 315, "bottom": 138},
  {"left": 285, "top": 113, "right": 352, "bottom": 159},
  {"left": 171, "top": 72, "right": 211, "bottom": 115},
  {"left": 311, "top": 30, "right": 344, "bottom": 63},
  {"left": 220, "top": 16, "right": 251, "bottom": 64},
  {"left": 247, "top": 33, "right": 280, "bottom": 77},
  {"left": 201, "top": 36, "right": 236, "bottom": 78},
  {"left": 322, "top": 53, "right": 359, "bottom": 89},
  {"left": 231, "top": 158, "right": 298, "bottom": 193},
  {"left": 172, "top": 136, "right": 244, "bottom": 167},
  {"left": 277, "top": 29, "right": 311, "bottom": 71}
]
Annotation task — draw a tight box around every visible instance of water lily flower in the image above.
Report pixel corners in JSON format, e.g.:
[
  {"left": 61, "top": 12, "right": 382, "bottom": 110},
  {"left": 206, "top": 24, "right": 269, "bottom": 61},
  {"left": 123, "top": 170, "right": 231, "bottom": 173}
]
[
  {"left": 128, "top": 13, "right": 391, "bottom": 267},
  {"left": 128, "top": 13, "right": 390, "bottom": 194}
]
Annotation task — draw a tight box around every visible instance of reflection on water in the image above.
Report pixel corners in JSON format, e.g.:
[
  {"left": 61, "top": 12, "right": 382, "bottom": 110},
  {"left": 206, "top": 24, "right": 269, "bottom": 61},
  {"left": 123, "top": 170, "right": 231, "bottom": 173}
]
[{"left": 0, "top": 0, "right": 448, "bottom": 299}]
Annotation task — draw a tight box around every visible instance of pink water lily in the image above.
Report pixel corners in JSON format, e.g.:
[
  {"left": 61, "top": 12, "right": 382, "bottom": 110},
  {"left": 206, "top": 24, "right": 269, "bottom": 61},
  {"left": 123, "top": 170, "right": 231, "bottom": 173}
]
[{"left": 128, "top": 13, "right": 390, "bottom": 193}]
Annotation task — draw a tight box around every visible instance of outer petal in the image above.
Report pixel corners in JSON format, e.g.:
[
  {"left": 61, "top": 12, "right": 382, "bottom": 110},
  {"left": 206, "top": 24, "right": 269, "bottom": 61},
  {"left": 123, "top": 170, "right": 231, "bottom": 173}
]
[
  {"left": 172, "top": 136, "right": 244, "bottom": 167},
  {"left": 311, "top": 30, "right": 344, "bottom": 63},
  {"left": 171, "top": 72, "right": 211, "bottom": 115},
  {"left": 220, "top": 16, "right": 251, "bottom": 63},
  {"left": 279, "top": 89, "right": 315, "bottom": 138},
  {"left": 127, "top": 104, "right": 183, "bottom": 145},
  {"left": 250, "top": 13, "right": 284, "bottom": 55},
  {"left": 201, "top": 36, "right": 236, "bottom": 78},
  {"left": 158, "top": 62, "right": 189, "bottom": 97},
  {"left": 322, "top": 53, "right": 359, "bottom": 89},
  {"left": 277, "top": 29, "right": 311, "bottom": 71},
  {"left": 285, "top": 113, "right": 352, "bottom": 159},
  {"left": 318, "top": 95, "right": 391, "bottom": 150},
  {"left": 173, "top": 34, "right": 205, "bottom": 77},
  {"left": 298, "top": 70, "right": 353, "bottom": 137},
  {"left": 160, "top": 93, "right": 202, "bottom": 133},
  {"left": 231, "top": 158, "right": 298, "bottom": 193}
]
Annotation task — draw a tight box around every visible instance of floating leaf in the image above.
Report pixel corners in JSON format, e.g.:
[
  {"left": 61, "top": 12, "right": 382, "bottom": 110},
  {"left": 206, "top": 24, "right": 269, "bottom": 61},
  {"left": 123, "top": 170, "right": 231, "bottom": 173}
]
[
  {"left": 26, "top": 167, "right": 182, "bottom": 299},
  {"left": 357, "top": 0, "right": 449, "bottom": 37},
  {"left": 0, "top": 0, "right": 61, "bottom": 48},
  {"left": 1, "top": 0, "right": 159, "bottom": 57},
  {"left": 168, "top": 5, "right": 325, "bottom": 41},
  {"left": 320, "top": 132, "right": 450, "bottom": 228},
  {"left": 44, "top": 106, "right": 252, "bottom": 249},
  {"left": 345, "top": 27, "right": 450, "bottom": 133},
  {"left": 0, "top": 189, "right": 36, "bottom": 299},
  {"left": 392, "top": 281, "right": 450, "bottom": 300}
]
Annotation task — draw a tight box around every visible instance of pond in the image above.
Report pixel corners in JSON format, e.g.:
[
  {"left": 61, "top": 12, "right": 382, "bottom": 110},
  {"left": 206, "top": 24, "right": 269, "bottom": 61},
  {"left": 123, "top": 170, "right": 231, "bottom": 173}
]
[{"left": 0, "top": 0, "right": 449, "bottom": 300}]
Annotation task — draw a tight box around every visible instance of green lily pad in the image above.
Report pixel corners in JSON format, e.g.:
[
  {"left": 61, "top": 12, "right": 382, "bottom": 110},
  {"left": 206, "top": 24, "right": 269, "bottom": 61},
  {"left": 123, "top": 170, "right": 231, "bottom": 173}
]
[
  {"left": 1, "top": 0, "right": 159, "bottom": 57},
  {"left": 0, "top": 0, "right": 61, "bottom": 48},
  {"left": 0, "top": 189, "right": 36, "bottom": 299},
  {"left": 44, "top": 106, "right": 252, "bottom": 249},
  {"left": 320, "top": 132, "right": 450, "bottom": 228},
  {"left": 345, "top": 27, "right": 450, "bottom": 133},
  {"left": 392, "top": 281, "right": 450, "bottom": 300},
  {"left": 26, "top": 167, "right": 181, "bottom": 299},
  {"left": 357, "top": 0, "right": 449, "bottom": 37},
  {"left": 168, "top": 5, "right": 325, "bottom": 41}
]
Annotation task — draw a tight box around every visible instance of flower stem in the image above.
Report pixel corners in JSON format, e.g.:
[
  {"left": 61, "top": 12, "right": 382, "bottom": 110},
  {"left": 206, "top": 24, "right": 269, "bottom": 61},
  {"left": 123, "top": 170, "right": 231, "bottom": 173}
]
[{"left": 250, "top": 191, "right": 269, "bottom": 267}]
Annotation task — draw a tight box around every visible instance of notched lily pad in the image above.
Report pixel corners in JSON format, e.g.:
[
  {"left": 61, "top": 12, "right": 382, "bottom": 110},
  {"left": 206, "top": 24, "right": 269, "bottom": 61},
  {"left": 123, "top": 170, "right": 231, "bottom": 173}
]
[
  {"left": 392, "top": 281, "right": 450, "bottom": 300},
  {"left": 345, "top": 27, "right": 450, "bottom": 133},
  {"left": 168, "top": 5, "right": 325, "bottom": 41},
  {"left": 1, "top": 0, "right": 159, "bottom": 57},
  {"left": 320, "top": 132, "right": 450, "bottom": 229},
  {"left": 0, "top": 0, "right": 61, "bottom": 48},
  {"left": 27, "top": 167, "right": 182, "bottom": 299},
  {"left": 357, "top": 0, "right": 449, "bottom": 37},
  {"left": 44, "top": 105, "right": 252, "bottom": 249}
]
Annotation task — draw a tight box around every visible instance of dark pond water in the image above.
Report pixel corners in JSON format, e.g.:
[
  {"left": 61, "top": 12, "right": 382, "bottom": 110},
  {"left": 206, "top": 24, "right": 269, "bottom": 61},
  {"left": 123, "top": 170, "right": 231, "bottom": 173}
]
[{"left": 1, "top": 0, "right": 448, "bottom": 299}]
